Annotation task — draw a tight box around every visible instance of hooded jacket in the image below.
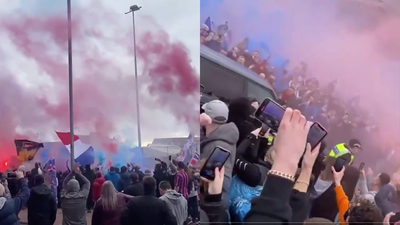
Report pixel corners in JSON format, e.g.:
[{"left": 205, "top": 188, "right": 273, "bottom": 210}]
[
  {"left": 105, "top": 172, "right": 120, "bottom": 190},
  {"left": 200, "top": 122, "right": 239, "bottom": 209},
  {"left": 0, "top": 178, "right": 30, "bottom": 225},
  {"left": 92, "top": 176, "right": 105, "bottom": 202},
  {"left": 60, "top": 171, "right": 90, "bottom": 225},
  {"left": 159, "top": 190, "right": 188, "bottom": 225},
  {"left": 27, "top": 184, "right": 57, "bottom": 225}
]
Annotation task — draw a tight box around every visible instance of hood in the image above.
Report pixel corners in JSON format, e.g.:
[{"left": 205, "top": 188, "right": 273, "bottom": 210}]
[
  {"left": 163, "top": 190, "right": 183, "bottom": 204},
  {"left": 205, "top": 122, "right": 239, "bottom": 145},
  {"left": 94, "top": 177, "right": 105, "bottom": 185},
  {"left": 228, "top": 97, "right": 255, "bottom": 121},
  {"left": 31, "top": 184, "right": 53, "bottom": 196},
  {"left": 0, "top": 197, "right": 5, "bottom": 210},
  {"left": 108, "top": 172, "right": 119, "bottom": 178}
]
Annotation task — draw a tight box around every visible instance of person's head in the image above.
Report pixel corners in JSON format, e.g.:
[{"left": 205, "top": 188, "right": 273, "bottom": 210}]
[
  {"left": 121, "top": 166, "right": 127, "bottom": 173},
  {"left": 34, "top": 174, "right": 45, "bottom": 186},
  {"left": 158, "top": 180, "right": 172, "bottom": 196},
  {"left": 346, "top": 199, "right": 383, "bottom": 224},
  {"left": 66, "top": 178, "right": 80, "bottom": 192},
  {"left": 130, "top": 172, "right": 139, "bottom": 183},
  {"left": 142, "top": 176, "right": 157, "bottom": 196},
  {"left": 348, "top": 139, "right": 362, "bottom": 154},
  {"left": 85, "top": 165, "right": 91, "bottom": 171},
  {"left": 201, "top": 100, "right": 229, "bottom": 132},
  {"left": 109, "top": 166, "right": 115, "bottom": 173},
  {"left": 303, "top": 217, "right": 333, "bottom": 225},
  {"left": 259, "top": 73, "right": 266, "bottom": 80},
  {"left": 237, "top": 55, "right": 245, "bottom": 65},
  {"left": 101, "top": 181, "right": 118, "bottom": 211},
  {"left": 373, "top": 172, "right": 390, "bottom": 188},
  {"left": 252, "top": 51, "right": 259, "bottom": 60},
  {"left": 94, "top": 167, "right": 100, "bottom": 172},
  {"left": 154, "top": 163, "right": 162, "bottom": 173},
  {"left": 95, "top": 171, "right": 102, "bottom": 179},
  {"left": 248, "top": 97, "right": 259, "bottom": 110},
  {"left": 177, "top": 162, "right": 186, "bottom": 171}
]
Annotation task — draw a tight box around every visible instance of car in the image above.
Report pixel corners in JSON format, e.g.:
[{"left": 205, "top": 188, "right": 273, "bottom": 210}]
[{"left": 200, "top": 45, "right": 277, "bottom": 106}]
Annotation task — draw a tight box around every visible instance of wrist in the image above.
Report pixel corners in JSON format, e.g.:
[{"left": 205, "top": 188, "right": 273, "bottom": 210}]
[
  {"left": 334, "top": 180, "right": 341, "bottom": 187},
  {"left": 272, "top": 156, "right": 298, "bottom": 177},
  {"left": 208, "top": 187, "right": 222, "bottom": 195}
]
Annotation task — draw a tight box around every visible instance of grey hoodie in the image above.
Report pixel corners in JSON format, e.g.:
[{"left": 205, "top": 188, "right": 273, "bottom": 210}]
[
  {"left": 200, "top": 122, "right": 239, "bottom": 178},
  {"left": 159, "top": 190, "right": 188, "bottom": 225},
  {"left": 200, "top": 122, "right": 239, "bottom": 209}
]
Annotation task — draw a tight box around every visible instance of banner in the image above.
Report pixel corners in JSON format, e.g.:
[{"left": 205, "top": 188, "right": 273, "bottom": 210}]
[{"left": 14, "top": 139, "right": 44, "bottom": 163}]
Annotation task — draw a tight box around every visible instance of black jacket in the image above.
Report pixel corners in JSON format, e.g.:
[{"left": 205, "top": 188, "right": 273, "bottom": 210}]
[
  {"left": 120, "top": 195, "right": 177, "bottom": 225},
  {"left": 200, "top": 193, "right": 228, "bottom": 225},
  {"left": 123, "top": 182, "right": 144, "bottom": 197},
  {"left": 27, "top": 184, "right": 57, "bottom": 225}
]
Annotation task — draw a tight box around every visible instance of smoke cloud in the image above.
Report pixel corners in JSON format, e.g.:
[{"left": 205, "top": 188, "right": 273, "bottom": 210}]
[
  {"left": 0, "top": 1, "right": 199, "bottom": 165},
  {"left": 201, "top": 0, "right": 400, "bottom": 143}
]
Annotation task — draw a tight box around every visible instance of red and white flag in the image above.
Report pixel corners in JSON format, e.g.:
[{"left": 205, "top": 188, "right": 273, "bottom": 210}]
[
  {"left": 190, "top": 151, "right": 200, "bottom": 166},
  {"left": 56, "top": 132, "right": 94, "bottom": 165}
]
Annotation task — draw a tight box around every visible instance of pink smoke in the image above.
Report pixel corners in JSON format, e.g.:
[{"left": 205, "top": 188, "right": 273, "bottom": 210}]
[
  {"left": 0, "top": 3, "right": 199, "bottom": 163},
  {"left": 204, "top": 0, "right": 400, "bottom": 143}
]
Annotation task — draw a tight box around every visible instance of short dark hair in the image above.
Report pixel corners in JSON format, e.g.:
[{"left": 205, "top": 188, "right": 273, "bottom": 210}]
[
  {"left": 130, "top": 172, "right": 139, "bottom": 183},
  {"left": 177, "top": 161, "right": 185, "bottom": 169},
  {"left": 85, "top": 165, "right": 91, "bottom": 170},
  {"left": 121, "top": 166, "right": 127, "bottom": 173},
  {"left": 34, "top": 174, "right": 44, "bottom": 186},
  {"left": 109, "top": 166, "right": 115, "bottom": 172},
  {"left": 142, "top": 176, "right": 156, "bottom": 195},
  {"left": 159, "top": 180, "right": 171, "bottom": 191},
  {"left": 348, "top": 199, "right": 383, "bottom": 224},
  {"left": 378, "top": 173, "right": 390, "bottom": 187}
]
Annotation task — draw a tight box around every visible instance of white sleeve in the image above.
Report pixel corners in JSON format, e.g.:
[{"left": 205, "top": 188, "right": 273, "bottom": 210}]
[{"left": 38, "top": 168, "right": 43, "bottom": 175}]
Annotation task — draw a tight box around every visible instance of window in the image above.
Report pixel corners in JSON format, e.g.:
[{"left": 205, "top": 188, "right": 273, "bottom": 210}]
[
  {"left": 247, "top": 81, "right": 275, "bottom": 103},
  {"left": 200, "top": 57, "right": 246, "bottom": 103}
]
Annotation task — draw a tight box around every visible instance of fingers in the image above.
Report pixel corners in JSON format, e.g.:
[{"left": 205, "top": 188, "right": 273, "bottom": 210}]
[
  {"left": 281, "top": 108, "right": 308, "bottom": 128},
  {"left": 305, "top": 143, "right": 312, "bottom": 154},
  {"left": 281, "top": 107, "right": 294, "bottom": 126},
  {"left": 331, "top": 166, "right": 336, "bottom": 174},
  {"left": 311, "top": 142, "right": 321, "bottom": 154}
]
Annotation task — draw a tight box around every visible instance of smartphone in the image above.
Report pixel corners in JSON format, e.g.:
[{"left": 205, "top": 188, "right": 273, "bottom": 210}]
[
  {"left": 359, "top": 162, "right": 365, "bottom": 171},
  {"left": 258, "top": 123, "right": 270, "bottom": 137},
  {"left": 307, "top": 122, "right": 328, "bottom": 150},
  {"left": 7, "top": 172, "right": 17, "bottom": 179},
  {"left": 200, "top": 84, "right": 205, "bottom": 93},
  {"left": 168, "top": 155, "right": 172, "bottom": 161},
  {"left": 390, "top": 212, "right": 400, "bottom": 225},
  {"left": 334, "top": 157, "right": 347, "bottom": 172},
  {"left": 254, "top": 98, "right": 285, "bottom": 132},
  {"left": 200, "top": 146, "right": 231, "bottom": 181}
]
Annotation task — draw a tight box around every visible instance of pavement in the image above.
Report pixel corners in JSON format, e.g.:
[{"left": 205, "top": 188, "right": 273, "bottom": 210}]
[{"left": 19, "top": 208, "right": 92, "bottom": 225}]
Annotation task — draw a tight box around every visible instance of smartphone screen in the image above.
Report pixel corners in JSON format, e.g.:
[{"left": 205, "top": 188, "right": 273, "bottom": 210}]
[
  {"left": 7, "top": 172, "right": 17, "bottom": 179},
  {"left": 254, "top": 98, "right": 285, "bottom": 132},
  {"left": 200, "top": 146, "right": 231, "bottom": 181},
  {"left": 334, "top": 157, "right": 347, "bottom": 172},
  {"left": 359, "top": 163, "right": 365, "bottom": 171},
  {"left": 307, "top": 122, "right": 328, "bottom": 150},
  {"left": 389, "top": 212, "right": 400, "bottom": 225}
]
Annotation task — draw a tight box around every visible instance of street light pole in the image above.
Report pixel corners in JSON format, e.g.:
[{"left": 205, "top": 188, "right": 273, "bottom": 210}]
[
  {"left": 67, "top": 0, "right": 75, "bottom": 168},
  {"left": 125, "top": 5, "right": 143, "bottom": 154}
]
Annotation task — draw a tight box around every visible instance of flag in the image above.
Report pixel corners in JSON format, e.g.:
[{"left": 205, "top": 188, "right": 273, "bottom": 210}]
[
  {"left": 190, "top": 151, "right": 200, "bottom": 167},
  {"left": 14, "top": 139, "right": 44, "bottom": 163},
  {"left": 56, "top": 132, "right": 94, "bottom": 166},
  {"left": 43, "top": 158, "right": 58, "bottom": 202},
  {"left": 204, "top": 17, "right": 212, "bottom": 32},
  {"left": 176, "top": 133, "right": 195, "bottom": 162}
]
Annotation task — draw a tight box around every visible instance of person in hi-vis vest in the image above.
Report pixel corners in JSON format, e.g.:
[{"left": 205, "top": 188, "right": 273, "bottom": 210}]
[{"left": 326, "top": 139, "right": 362, "bottom": 165}]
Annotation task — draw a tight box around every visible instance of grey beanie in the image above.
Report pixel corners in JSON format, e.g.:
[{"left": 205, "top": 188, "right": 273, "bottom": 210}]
[{"left": 67, "top": 179, "right": 80, "bottom": 192}]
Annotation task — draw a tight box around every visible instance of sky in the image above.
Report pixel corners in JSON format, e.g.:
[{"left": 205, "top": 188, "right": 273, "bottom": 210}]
[
  {"left": 0, "top": 0, "right": 200, "bottom": 161},
  {"left": 201, "top": 0, "right": 400, "bottom": 143}
]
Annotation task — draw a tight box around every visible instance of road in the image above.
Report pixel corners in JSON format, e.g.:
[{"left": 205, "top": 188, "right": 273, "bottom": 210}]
[{"left": 19, "top": 208, "right": 92, "bottom": 225}]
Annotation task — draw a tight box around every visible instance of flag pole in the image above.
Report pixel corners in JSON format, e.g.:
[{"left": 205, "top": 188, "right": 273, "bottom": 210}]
[{"left": 67, "top": 0, "right": 75, "bottom": 169}]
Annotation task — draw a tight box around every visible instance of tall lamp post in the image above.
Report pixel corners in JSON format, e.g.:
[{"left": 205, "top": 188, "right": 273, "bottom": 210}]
[
  {"left": 67, "top": 0, "right": 75, "bottom": 168},
  {"left": 125, "top": 5, "right": 143, "bottom": 154}
]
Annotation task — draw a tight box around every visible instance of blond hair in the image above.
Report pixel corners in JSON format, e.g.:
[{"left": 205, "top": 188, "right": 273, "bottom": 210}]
[{"left": 100, "top": 181, "right": 118, "bottom": 211}]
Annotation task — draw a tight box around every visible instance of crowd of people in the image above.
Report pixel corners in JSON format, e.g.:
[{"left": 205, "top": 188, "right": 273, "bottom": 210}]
[
  {"left": 199, "top": 21, "right": 399, "bottom": 225},
  {"left": 199, "top": 100, "right": 400, "bottom": 224},
  {"left": 0, "top": 158, "right": 200, "bottom": 225}
]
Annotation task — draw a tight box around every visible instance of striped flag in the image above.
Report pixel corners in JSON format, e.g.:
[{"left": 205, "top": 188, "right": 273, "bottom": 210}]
[
  {"left": 176, "top": 133, "right": 195, "bottom": 162},
  {"left": 56, "top": 132, "right": 94, "bottom": 166},
  {"left": 190, "top": 151, "right": 200, "bottom": 167},
  {"left": 43, "top": 158, "right": 57, "bottom": 201}
]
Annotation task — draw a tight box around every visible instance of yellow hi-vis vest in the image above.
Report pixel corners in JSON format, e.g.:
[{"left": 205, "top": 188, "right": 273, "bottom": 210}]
[
  {"left": 328, "top": 143, "right": 354, "bottom": 165},
  {"left": 267, "top": 136, "right": 274, "bottom": 145}
]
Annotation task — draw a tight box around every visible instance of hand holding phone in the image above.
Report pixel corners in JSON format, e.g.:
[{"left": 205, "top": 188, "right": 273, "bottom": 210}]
[
  {"left": 200, "top": 146, "right": 231, "bottom": 181},
  {"left": 359, "top": 162, "right": 365, "bottom": 171}
]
